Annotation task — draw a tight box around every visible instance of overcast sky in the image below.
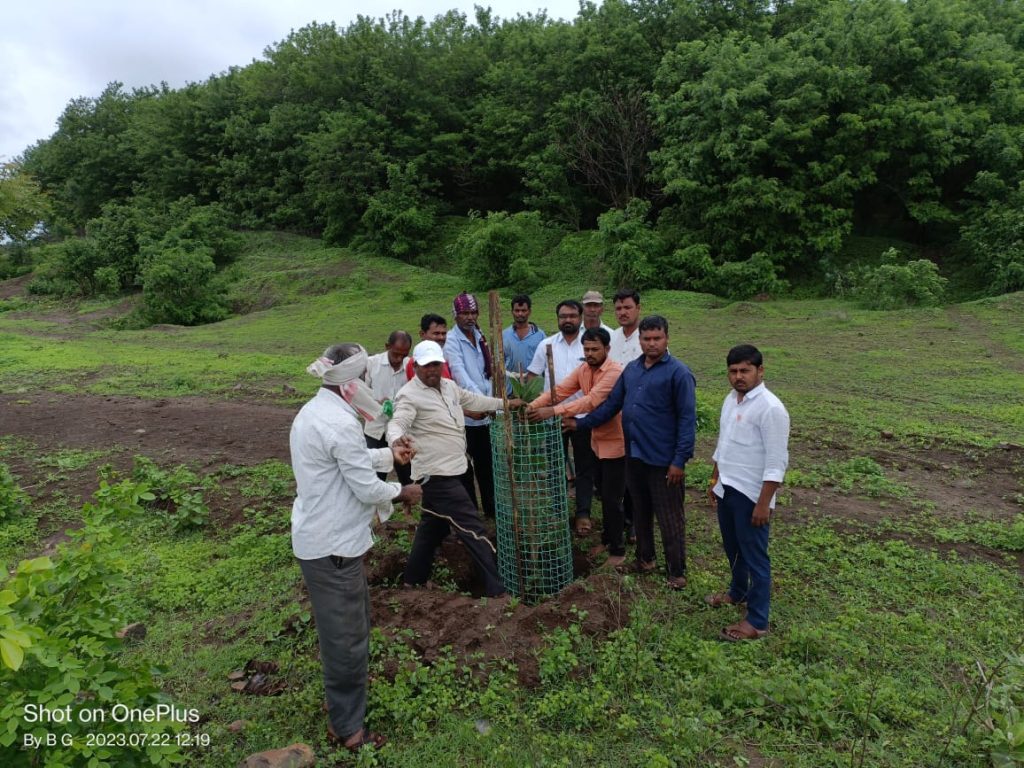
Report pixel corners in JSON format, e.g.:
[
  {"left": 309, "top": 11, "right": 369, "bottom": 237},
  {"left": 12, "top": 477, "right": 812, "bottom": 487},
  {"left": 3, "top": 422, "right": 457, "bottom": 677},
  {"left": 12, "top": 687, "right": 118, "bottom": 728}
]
[{"left": 1, "top": 0, "right": 582, "bottom": 163}]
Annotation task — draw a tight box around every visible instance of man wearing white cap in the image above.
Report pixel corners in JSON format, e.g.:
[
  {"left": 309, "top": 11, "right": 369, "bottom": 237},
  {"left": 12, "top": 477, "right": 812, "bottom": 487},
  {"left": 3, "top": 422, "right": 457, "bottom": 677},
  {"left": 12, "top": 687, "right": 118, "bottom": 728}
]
[
  {"left": 290, "top": 342, "right": 423, "bottom": 752},
  {"left": 388, "top": 340, "right": 523, "bottom": 597}
]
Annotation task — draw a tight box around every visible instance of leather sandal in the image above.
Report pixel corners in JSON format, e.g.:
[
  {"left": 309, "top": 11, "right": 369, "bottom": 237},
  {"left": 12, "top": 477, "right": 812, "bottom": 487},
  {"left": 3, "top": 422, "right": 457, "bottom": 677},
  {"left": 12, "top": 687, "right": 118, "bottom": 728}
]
[
  {"left": 704, "top": 592, "right": 744, "bottom": 608},
  {"left": 327, "top": 725, "right": 387, "bottom": 752},
  {"left": 666, "top": 575, "right": 687, "bottom": 590},
  {"left": 719, "top": 620, "right": 768, "bottom": 642},
  {"left": 574, "top": 517, "right": 592, "bottom": 536},
  {"left": 616, "top": 559, "right": 656, "bottom": 575}
]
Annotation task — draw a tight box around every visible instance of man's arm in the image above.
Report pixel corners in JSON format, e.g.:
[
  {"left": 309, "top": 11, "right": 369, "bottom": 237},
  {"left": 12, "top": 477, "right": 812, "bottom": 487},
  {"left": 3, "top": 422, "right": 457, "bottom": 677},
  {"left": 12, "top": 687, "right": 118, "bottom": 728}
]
[
  {"left": 386, "top": 391, "right": 417, "bottom": 444},
  {"left": 752, "top": 404, "right": 790, "bottom": 526},
  {"left": 671, "top": 367, "right": 697, "bottom": 471},
  {"left": 457, "top": 386, "right": 504, "bottom": 414},
  {"left": 525, "top": 338, "right": 549, "bottom": 382},
  {"left": 554, "top": 364, "right": 622, "bottom": 417},
  {"left": 576, "top": 369, "right": 627, "bottom": 428},
  {"left": 528, "top": 366, "right": 582, "bottom": 418},
  {"left": 330, "top": 428, "right": 402, "bottom": 508}
]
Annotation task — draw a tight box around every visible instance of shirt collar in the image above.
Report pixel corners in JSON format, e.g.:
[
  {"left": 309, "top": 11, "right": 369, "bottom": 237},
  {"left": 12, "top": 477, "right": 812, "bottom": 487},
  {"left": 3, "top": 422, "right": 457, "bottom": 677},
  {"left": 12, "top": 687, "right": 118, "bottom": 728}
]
[{"left": 734, "top": 382, "right": 766, "bottom": 403}]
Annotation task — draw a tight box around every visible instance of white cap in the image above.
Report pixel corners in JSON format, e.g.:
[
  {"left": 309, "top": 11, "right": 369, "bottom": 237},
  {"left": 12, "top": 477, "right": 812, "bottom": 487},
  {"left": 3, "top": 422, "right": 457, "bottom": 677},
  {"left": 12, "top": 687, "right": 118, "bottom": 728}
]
[{"left": 412, "top": 340, "right": 446, "bottom": 366}]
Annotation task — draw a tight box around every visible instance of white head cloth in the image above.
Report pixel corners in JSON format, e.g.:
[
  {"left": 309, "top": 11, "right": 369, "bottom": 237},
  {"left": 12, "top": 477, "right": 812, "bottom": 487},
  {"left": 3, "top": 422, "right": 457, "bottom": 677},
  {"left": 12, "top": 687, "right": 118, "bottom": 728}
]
[{"left": 306, "top": 346, "right": 384, "bottom": 422}]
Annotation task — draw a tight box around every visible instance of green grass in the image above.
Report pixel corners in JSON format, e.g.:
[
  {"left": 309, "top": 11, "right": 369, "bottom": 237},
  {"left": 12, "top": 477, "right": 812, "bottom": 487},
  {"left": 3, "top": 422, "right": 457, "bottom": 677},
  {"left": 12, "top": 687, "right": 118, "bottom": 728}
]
[{"left": 1, "top": 231, "right": 1022, "bottom": 766}]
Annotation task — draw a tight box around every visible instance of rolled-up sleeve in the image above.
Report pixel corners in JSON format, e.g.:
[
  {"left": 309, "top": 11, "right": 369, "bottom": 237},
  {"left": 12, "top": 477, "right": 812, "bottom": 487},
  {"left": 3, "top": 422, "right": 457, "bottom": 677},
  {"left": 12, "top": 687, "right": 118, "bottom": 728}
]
[{"left": 761, "top": 405, "right": 790, "bottom": 482}]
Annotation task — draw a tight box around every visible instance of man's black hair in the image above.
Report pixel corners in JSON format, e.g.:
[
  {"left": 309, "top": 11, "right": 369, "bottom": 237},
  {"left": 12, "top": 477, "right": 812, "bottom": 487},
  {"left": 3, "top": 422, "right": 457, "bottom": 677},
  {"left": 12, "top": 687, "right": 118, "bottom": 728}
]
[
  {"left": 323, "top": 342, "right": 362, "bottom": 365},
  {"left": 556, "top": 299, "right": 584, "bottom": 317},
  {"left": 638, "top": 315, "right": 669, "bottom": 334},
  {"left": 727, "top": 344, "right": 763, "bottom": 367},
  {"left": 387, "top": 330, "right": 413, "bottom": 346},
  {"left": 582, "top": 327, "right": 611, "bottom": 346},
  {"left": 511, "top": 294, "right": 532, "bottom": 309},
  {"left": 613, "top": 288, "right": 641, "bottom": 305},
  {"left": 420, "top": 313, "right": 447, "bottom": 332}
]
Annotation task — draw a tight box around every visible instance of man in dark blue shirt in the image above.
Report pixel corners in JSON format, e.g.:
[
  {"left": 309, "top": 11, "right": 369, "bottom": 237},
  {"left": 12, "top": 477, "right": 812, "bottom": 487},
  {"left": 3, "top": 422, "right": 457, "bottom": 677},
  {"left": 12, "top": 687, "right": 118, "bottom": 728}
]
[{"left": 569, "top": 315, "right": 696, "bottom": 589}]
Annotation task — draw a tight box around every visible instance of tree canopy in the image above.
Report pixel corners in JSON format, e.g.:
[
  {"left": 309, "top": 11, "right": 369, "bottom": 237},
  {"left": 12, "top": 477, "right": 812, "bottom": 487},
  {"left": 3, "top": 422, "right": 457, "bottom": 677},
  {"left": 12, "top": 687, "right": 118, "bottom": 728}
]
[{"left": 14, "top": 0, "right": 1024, "bottom": 300}]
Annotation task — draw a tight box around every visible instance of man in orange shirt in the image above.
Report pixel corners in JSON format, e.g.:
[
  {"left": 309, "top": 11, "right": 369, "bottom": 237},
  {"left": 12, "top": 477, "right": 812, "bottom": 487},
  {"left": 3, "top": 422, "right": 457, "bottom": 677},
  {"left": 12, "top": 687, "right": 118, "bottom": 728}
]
[{"left": 527, "top": 328, "right": 627, "bottom": 567}]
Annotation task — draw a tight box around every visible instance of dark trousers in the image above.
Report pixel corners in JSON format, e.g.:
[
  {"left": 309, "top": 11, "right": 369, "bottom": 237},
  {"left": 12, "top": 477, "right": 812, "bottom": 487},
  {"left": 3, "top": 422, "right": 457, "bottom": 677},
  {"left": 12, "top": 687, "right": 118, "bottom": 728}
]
[
  {"left": 460, "top": 425, "right": 495, "bottom": 518},
  {"left": 403, "top": 475, "right": 505, "bottom": 596},
  {"left": 564, "top": 427, "right": 595, "bottom": 518},
  {"left": 626, "top": 458, "right": 687, "bottom": 578},
  {"left": 298, "top": 555, "right": 370, "bottom": 741},
  {"left": 365, "top": 434, "right": 412, "bottom": 486},
  {"left": 717, "top": 485, "right": 771, "bottom": 630},
  {"left": 597, "top": 456, "right": 626, "bottom": 556}
]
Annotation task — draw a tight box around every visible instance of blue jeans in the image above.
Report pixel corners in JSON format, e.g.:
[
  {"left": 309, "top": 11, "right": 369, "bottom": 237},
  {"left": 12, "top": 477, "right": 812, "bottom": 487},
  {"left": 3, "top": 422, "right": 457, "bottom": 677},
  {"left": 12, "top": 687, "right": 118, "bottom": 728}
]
[{"left": 716, "top": 485, "right": 771, "bottom": 631}]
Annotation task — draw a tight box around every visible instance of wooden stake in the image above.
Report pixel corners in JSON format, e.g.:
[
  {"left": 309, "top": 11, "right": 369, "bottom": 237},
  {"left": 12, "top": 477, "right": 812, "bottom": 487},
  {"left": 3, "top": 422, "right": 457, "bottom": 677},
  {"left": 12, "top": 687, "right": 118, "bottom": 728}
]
[{"left": 488, "top": 290, "right": 525, "bottom": 598}]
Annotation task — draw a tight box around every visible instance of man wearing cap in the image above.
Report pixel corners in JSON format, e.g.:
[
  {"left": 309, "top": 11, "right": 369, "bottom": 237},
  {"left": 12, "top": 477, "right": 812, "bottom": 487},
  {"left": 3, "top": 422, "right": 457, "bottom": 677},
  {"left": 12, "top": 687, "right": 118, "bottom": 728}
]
[
  {"left": 581, "top": 290, "right": 614, "bottom": 333},
  {"left": 290, "top": 343, "right": 423, "bottom": 752},
  {"left": 364, "top": 330, "right": 413, "bottom": 486},
  {"left": 388, "top": 340, "right": 523, "bottom": 596},
  {"left": 444, "top": 291, "right": 497, "bottom": 518}
]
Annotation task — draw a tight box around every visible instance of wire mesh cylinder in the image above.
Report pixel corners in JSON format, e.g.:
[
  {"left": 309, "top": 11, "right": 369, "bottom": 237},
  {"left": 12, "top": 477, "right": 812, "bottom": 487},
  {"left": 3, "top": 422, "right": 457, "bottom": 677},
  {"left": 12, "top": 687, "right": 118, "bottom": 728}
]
[{"left": 491, "top": 415, "right": 573, "bottom": 602}]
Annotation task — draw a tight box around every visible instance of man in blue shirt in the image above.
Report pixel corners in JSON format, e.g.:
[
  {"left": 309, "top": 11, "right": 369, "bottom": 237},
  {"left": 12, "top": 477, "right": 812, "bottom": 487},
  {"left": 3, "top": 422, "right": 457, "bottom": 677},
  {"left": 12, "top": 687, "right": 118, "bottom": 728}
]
[
  {"left": 502, "top": 293, "right": 545, "bottom": 384},
  {"left": 569, "top": 315, "right": 696, "bottom": 589},
  {"left": 444, "top": 292, "right": 497, "bottom": 518}
]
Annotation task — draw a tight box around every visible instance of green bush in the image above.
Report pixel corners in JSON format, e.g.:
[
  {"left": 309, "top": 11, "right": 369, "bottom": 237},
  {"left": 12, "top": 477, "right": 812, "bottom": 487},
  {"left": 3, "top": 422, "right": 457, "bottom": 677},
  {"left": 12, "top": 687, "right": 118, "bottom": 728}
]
[
  {"left": 708, "top": 252, "right": 790, "bottom": 300},
  {"left": 140, "top": 246, "right": 228, "bottom": 325},
  {"left": 849, "top": 250, "right": 947, "bottom": 309},
  {"left": 596, "top": 199, "right": 666, "bottom": 290},
  {"left": 451, "top": 210, "right": 558, "bottom": 291},
  {"left": 0, "top": 463, "right": 28, "bottom": 522},
  {"left": 0, "top": 478, "right": 185, "bottom": 765},
  {"left": 361, "top": 163, "right": 437, "bottom": 262},
  {"left": 131, "top": 457, "right": 210, "bottom": 532}
]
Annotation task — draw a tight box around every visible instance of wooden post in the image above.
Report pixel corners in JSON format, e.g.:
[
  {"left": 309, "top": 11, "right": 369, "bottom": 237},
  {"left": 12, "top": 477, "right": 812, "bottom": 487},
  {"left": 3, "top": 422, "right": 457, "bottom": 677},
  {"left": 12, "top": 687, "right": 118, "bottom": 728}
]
[
  {"left": 546, "top": 344, "right": 558, "bottom": 405},
  {"left": 488, "top": 291, "right": 525, "bottom": 598}
]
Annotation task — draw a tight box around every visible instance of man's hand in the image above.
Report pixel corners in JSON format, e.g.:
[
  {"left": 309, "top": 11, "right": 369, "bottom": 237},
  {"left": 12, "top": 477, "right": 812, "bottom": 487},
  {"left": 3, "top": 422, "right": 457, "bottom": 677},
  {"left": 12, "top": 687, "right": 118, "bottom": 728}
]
[
  {"left": 707, "top": 481, "right": 718, "bottom": 509},
  {"left": 506, "top": 398, "right": 525, "bottom": 410},
  {"left": 751, "top": 501, "right": 771, "bottom": 527},
  {"left": 396, "top": 483, "right": 423, "bottom": 507},
  {"left": 666, "top": 465, "right": 685, "bottom": 487},
  {"left": 390, "top": 436, "right": 416, "bottom": 465},
  {"left": 528, "top": 405, "right": 556, "bottom": 422},
  {"left": 561, "top": 416, "right": 577, "bottom": 432}
]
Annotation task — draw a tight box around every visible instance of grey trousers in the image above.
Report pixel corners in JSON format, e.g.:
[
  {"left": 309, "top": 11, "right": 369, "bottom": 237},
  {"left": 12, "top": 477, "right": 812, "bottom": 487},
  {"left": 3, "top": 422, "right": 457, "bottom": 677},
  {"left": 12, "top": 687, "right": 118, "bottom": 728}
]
[{"left": 298, "top": 554, "right": 370, "bottom": 740}]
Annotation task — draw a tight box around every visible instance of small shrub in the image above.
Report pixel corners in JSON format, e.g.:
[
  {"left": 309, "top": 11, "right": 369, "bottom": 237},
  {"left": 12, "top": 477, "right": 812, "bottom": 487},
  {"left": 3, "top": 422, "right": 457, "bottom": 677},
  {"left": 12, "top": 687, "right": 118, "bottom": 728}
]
[
  {"left": 451, "top": 210, "right": 557, "bottom": 291},
  {"left": 361, "top": 163, "right": 437, "bottom": 261},
  {"left": 140, "top": 246, "right": 228, "bottom": 326},
  {"left": 131, "top": 456, "right": 210, "bottom": 532},
  {"left": 0, "top": 463, "right": 28, "bottom": 522},
  {"left": 848, "top": 250, "right": 947, "bottom": 309},
  {"left": 596, "top": 199, "right": 665, "bottom": 290},
  {"left": 708, "top": 252, "right": 789, "bottom": 299}
]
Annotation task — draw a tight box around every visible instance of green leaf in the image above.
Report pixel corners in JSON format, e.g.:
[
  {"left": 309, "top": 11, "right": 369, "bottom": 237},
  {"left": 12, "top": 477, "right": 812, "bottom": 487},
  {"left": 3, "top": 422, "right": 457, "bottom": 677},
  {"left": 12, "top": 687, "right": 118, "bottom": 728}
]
[
  {"left": 16, "top": 557, "right": 53, "bottom": 575},
  {"left": 1, "top": 628, "right": 31, "bottom": 647},
  {"left": 0, "top": 637, "right": 24, "bottom": 670},
  {"left": 0, "top": 590, "right": 16, "bottom": 607}
]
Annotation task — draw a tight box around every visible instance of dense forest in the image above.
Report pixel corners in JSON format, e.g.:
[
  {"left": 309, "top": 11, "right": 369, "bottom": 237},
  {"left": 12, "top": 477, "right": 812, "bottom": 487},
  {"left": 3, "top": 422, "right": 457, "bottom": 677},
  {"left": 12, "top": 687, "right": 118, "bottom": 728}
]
[{"left": 3, "top": 0, "right": 1024, "bottom": 322}]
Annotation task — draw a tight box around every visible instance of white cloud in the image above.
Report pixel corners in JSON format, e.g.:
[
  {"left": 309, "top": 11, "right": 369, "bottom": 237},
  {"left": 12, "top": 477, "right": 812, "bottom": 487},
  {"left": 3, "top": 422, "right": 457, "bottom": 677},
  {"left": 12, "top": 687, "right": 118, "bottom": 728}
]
[{"left": 0, "top": 0, "right": 580, "bottom": 161}]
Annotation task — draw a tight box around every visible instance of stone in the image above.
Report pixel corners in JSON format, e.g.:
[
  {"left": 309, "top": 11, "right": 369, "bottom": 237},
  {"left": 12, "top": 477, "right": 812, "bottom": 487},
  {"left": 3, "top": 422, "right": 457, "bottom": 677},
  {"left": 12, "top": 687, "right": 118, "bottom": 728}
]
[
  {"left": 116, "top": 623, "right": 147, "bottom": 642},
  {"left": 880, "top": 430, "right": 894, "bottom": 440},
  {"left": 237, "top": 744, "right": 315, "bottom": 768},
  {"left": 227, "top": 720, "right": 248, "bottom": 733}
]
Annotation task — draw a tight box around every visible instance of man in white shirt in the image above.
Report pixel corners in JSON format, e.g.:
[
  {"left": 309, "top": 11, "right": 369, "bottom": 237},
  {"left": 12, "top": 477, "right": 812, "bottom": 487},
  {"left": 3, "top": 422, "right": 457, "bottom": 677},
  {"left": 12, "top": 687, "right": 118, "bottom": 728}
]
[
  {"left": 388, "top": 340, "right": 523, "bottom": 597},
  {"left": 290, "top": 343, "right": 422, "bottom": 752},
  {"left": 609, "top": 288, "right": 642, "bottom": 366},
  {"left": 608, "top": 288, "right": 643, "bottom": 544},
  {"left": 364, "top": 330, "right": 413, "bottom": 485},
  {"left": 707, "top": 344, "right": 789, "bottom": 642},
  {"left": 526, "top": 300, "right": 596, "bottom": 535}
]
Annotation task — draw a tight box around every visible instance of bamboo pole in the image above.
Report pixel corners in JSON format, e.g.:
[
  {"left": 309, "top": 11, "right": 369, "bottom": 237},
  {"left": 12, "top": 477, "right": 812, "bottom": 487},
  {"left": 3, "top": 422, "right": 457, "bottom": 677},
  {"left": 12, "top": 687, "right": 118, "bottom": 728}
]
[{"left": 488, "top": 290, "right": 525, "bottom": 599}]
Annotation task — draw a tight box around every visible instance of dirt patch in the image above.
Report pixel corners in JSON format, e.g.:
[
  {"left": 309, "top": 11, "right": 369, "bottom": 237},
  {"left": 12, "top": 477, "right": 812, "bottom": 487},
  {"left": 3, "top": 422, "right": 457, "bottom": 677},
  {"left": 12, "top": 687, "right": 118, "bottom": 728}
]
[
  {"left": 1, "top": 392, "right": 295, "bottom": 467},
  {"left": 0, "top": 273, "right": 33, "bottom": 299},
  {"left": 372, "top": 572, "right": 632, "bottom": 687}
]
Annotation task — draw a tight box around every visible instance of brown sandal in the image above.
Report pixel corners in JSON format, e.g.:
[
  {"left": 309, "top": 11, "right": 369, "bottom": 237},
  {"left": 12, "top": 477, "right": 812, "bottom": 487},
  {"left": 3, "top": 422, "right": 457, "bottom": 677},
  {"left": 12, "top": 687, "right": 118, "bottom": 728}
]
[
  {"left": 719, "top": 620, "right": 768, "bottom": 642},
  {"left": 666, "top": 575, "right": 687, "bottom": 590},
  {"left": 616, "top": 559, "right": 656, "bottom": 575},
  {"left": 704, "top": 592, "right": 744, "bottom": 608},
  {"left": 574, "top": 517, "right": 592, "bottom": 536},
  {"left": 328, "top": 726, "right": 387, "bottom": 752}
]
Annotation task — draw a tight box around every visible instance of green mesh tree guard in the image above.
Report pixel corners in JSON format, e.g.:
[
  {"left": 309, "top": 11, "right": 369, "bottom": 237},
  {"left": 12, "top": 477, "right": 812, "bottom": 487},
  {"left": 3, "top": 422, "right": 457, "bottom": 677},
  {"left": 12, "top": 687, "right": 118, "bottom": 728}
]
[{"left": 491, "top": 415, "right": 573, "bottom": 602}]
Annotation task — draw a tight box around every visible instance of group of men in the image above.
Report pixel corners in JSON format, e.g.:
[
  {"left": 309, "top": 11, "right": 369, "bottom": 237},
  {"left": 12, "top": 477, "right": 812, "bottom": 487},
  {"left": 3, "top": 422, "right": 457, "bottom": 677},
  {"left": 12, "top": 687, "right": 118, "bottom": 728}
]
[{"left": 287, "top": 289, "right": 790, "bottom": 751}]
